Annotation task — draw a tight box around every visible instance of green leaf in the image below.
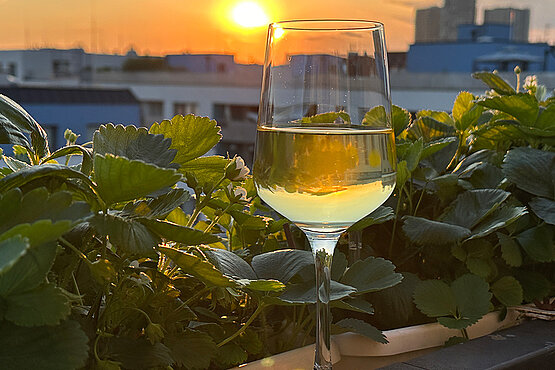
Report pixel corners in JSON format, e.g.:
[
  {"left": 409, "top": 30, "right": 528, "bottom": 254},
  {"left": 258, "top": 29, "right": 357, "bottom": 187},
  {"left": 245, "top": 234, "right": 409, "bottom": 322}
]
[
  {"left": 405, "top": 116, "right": 456, "bottom": 142},
  {"left": 2, "top": 155, "right": 30, "bottom": 171},
  {"left": 420, "top": 137, "right": 458, "bottom": 160},
  {"left": 0, "top": 320, "right": 89, "bottom": 370},
  {"left": 0, "top": 242, "right": 57, "bottom": 296},
  {"left": 503, "top": 147, "right": 554, "bottom": 199},
  {"left": 392, "top": 105, "right": 411, "bottom": 136},
  {"left": 0, "top": 94, "right": 48, "bottom": 157},
  {"left": 302, "top": 111, "right": 351, "bottom": 124},
  {"left": 41, "top": 145, "right": 94, "bottom": 175},
  {"left": 453, "top": 92, "right": 483, "bottom": 131},
  {"left": 4, "top": 283, "right": 70, "bottom": 326},
  {"left": 121, "top": 188, "right": 190, "bottom": 219},
  {"left": 0, "top": 220, "right": 72, "bottom": 247},
  {"left": 451, "top": 274, "right": 491, "bottom": 326},
  {"left": 0, "top": 236, "right": 29, "bottom": 274},
  {"left": 90, "top": 213, "right": 159, "bottom": 257},
  {"left": 165, "top": 330, "right": 217, "bottom": 370},
  {"left": 141, "top": 219, "right": 221, "bottom": 245},
  {"left": 442, "top": 189, "right": 510, "bottom": 229},
  {"left": 0, "top": 163, "right": 94, "bottom": 194},
  {"left": 158, "top": 246, "right": 234, "bottom": 287},
  {"left": 340, "top": 257, "right": 402, "bottom": 294},
  {"left": 529, "top": 197, "right": 555, "bottom": 225},
  {"left": 472, "top": 72, "right": 516, "bottom": 95},
  {"left": 237, "top": 329, "right": 263, "bottom": 355},
  {"left": 417, "top": 110, "right": 455, "bottom": 126},
  {"left": 108, "top": 337, "right": 173, "bottom": 369},
  {"left": 514, "top": 271, "right": 552, "bottom": 302},
  {"left": 149, "top": 114, "right": 222, "bottom": 165},
  {"left": 179, "top": 155, "right": 231, "bottom": 192},
  {"left": 497, "top": 233, "right": 522, "bottom": 267},
  {"left": 0, "top": 113, "right": 31, "bottom": 149},
  {"left": 477, "top": 93, "right": 539, "bottom": 125},
  {"left": 396, "top": 160, "right": 410, "bottom": 189},
  {"left": 465, "top": 258, "right": 492, "bottom": 279},
  {"left": 461, "top": 162, "right": 504, "bottom": 189},
  {"left": 93, "top": 123, "right": 177, "bottom": 169},
  {"left": 468, "top": 206, "right": 527, "bottom": 240},
  {"left": 535, "top": 103, "right": 555, "bottom": 130},
  {"left": 516, "top": 224, "right": 554, "bottom": 262},
  {"left": 335, "top": 318, "right": 387, "bottom": 344},
  {"left": 405, "top": 138, "right": 423, "bottom": 172},
  {"left": 491, "top": 276, "right": 523, "bottom": 306},
  {"left": 402, "top": 216, "right": 471, "bottom": 246},
  {"left": 445, "top": 336, "right": 468, "bottom": 346},
  {"left": 331, "top": 250, "right": 348, "bottom": 281},
  {"left": 279, "top": 280, "right": 356, "bottom": 303},
  {"left": 251, "top": 249, "right": 313, "bottom": 283},
  {"left": 214, "top": 343, "right": 247, "bottom": 369},
  {"left": 200, "top": 247, "right": 257, "bottom": 280},
  {"left": 236, "top": 279, "right": 285, "bottom": 292},
  {"left": 228, "top": 209, "right": 268, "bottom": 230},
  {"left": 93, "top": 154, "right": 181, "bottom": 206},
  {"left": 333, "top": 297, "right": 374, "bottom": 315},
  {"left": 348, "top": 206, "right": 394, "bottom": 232},
  {"left": 413, "top": 280, "right": 456, "bottom": 317},
  {"left": 362, "top": 106, "right": 387, "bottom": 126}
]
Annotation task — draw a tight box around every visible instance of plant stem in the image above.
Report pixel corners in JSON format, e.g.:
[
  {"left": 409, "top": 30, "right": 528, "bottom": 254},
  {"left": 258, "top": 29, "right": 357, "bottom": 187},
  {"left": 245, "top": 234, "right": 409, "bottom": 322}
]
[
  {"left": 59, "top": 236, "right": 90, "bottom": 264},
  {"left": 217, "top": 303, "right": 265, "bottom": 347},
  {"left": 203, "top": 202, "right": 234, "bottom": 234},
  {"left": 183, "top": 286, "right": 210, "bottom": 307},
  {"left": 461, "top": 328, "right": 469, "bottom": 340},
  {"left": 388, "top": 189, "right": 403, "bottom": 258},
  {"left": 413, "top": 184, "right": 427, "bottom": 216}
]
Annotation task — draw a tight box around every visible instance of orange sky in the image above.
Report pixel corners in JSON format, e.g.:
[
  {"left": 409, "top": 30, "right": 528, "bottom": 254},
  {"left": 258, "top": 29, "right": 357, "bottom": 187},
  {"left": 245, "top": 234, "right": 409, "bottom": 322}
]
[{"left": 0, "top": 0, "right": 552, "bottom": 64}]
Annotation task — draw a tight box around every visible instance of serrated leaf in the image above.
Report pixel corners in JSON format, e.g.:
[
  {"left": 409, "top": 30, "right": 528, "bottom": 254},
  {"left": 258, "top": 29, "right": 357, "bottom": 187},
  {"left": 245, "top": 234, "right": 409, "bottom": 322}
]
[
  {"left": 413, "top": 280, "right": 456, "bottom": 317},
  {"left": 392, "top": 105, "right": 411, "bottom": 136},
  {"left": 238, "top": 329, "right": 263, "bottom": 355},
  {"left": 535, "top": 103, "right": 555, "bottom": 130},
  {"left": 165, "top": 330, "right": 217, "bottom": 370},
  {"left": 451, "top": 274, "right": 491, "bottom": 326},
  {"left": 0, "top": 163, "right": 94, "bottom": 194},
  {"left": 332, "top": 297, "right": 374, "bottom": 315},
  {"left": 141, "top": 219, "right": 221, "bottom": 246},
  {"left": 420, "top": 137, "right": 458, "bottom": 160},
  {"left": 442, "top": 189, "right": 510, "bottom": 229},
  {"left": 453, "top": 92, "right": 483, "bottom": 131},
  {"left": 498, "top": 233, "right": 522, "bottom": 267},
  {"left": 90, "top": 213, "right": 159, "bottom": 257},
  {"left": 93, "top": 154, "right": 181, "bottom": 206},
  {"left": 121, "top": 188, "right": 190, "bottom": 219},
  {"left": 93, "top": 123, "right": 177, "bottom": 169},
  {"left": 0, "top": 236, "right": 29, "bottom": 274},
  {"left": 108, "top": 337, "right": 173, "bottom": 369},
  {"left": 0, "top": 242, "right": 57, "bottom": 296},
  {"left": 402, "top": 216, "right": 471, "bottom": 246},
  {"left": 348, "top": 206, "right": 394, "bottom": 232},
  {"left": 463, "top": 162, "right": 504, "bottom": 189},
  {"left": 516, "top": 224, "right": 554, "bottom": 262},
  {"left": 0, "top": 220, "right": 73, "bottom": 248},
  {"left": 503, "top": 147, "right": 554, "bottom": 199},
  {"left": 465, "top": 258, "right": 492, "bottom": 279},
  {"left": 405, "top": 116, "right": 456, "bottom": 142},
  {"left": 251, "top": 249, "right": 313, "bottom": 283},
  {"left": 228, "top": 209, "right": 268, "bottom": 230},
  {"left": 340, "top": 257, "right": 402, "bottom": 294},
  {"left": 477, "top": 93, "right": 539, "bottom": 125},
  {"left": 4, "top": 283, "right": 70, "bottom": 326},
  {"left": 514, "top": 271, "right": 552, "bottom": 301},
  {"left": 302, "top": 111, "right": 351, "bottom": 124},
  {"left": 335, "top": 318, "right": 387, "bottom": 343},
  {"left": 417, "top": 110, "right": 455, "bottom": 126},
  {"left": 158, "top": 246, "right": 234, "bottom": 287},
  {"left": 469, "top": 206, "right": 527, "bottom": 240},
  {"left": 331, "top": 250, "right": 348, "bottom": 281},
  {"left": 200, "top": 247, "right": 257, "bottom": 280},
  {"left": 0, "top": 113, "right": 31, "bottom": 149},
  {"left": 236, "top": 279, "right": 285, "bottom": 292},
  {"left": 529, "top": 197, "right": 555, "bottom": 225},
  {"left": 279, "top": 279, "right": 356, "bottom": 303},
  {"left": 491, "top": 276, "right": 523, "bottom": 306},
  {"left": 149, "top": 114, "right": 222, "bottom": 165},
  {"left": 362, "top": 106, "right": 388, "bottom": 126},
  {"left": 0, "top": 320, "right": 89, "bottom": 370},
  {"left": 396, "top": 160, "right": 410, "bottom": 189},
  {"left": 179, "top": 155, "right": 231, "bottom": 192},
  {"left": 40, "top": 145, "right": 94, "bottom": 175},
  {"left": 214, "top": 343, "right": 247, "bottom": 368},
  {"left": 2, "top": 155, "right": 30, "bottom": 171},
  {"left": 472, "top": 72, "right": 515, "bottom": 95}
]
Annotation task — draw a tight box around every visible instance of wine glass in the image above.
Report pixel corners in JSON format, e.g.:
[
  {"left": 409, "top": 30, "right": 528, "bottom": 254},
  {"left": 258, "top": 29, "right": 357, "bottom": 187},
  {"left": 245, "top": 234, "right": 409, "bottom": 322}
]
[{"left": 253, "top": 20, "right": 396, "bottom": 369}]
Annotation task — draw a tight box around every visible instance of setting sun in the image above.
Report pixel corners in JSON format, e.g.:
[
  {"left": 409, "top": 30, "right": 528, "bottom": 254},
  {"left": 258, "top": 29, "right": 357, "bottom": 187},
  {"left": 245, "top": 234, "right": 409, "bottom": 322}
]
[{"left": 231, "top": 2, "right": 269, "bottom": 28}]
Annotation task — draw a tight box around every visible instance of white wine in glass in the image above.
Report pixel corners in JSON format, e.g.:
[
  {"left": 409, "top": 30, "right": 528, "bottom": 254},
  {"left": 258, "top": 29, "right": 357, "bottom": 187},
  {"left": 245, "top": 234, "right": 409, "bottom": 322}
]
[{"left": 253, "top": 20, "right": 396, "bottom": 369}]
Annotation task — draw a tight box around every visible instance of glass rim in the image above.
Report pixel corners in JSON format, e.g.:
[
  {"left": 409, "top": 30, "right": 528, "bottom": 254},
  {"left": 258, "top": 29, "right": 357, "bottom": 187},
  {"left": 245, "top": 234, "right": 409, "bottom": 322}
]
[{"left": 270, "top": 19, "right": 384, "bottom": 31}]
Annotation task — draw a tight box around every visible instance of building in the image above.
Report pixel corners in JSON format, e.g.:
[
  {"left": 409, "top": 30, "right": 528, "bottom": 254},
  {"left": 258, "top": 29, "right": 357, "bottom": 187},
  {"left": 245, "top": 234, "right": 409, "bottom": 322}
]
[
  {"left": 439, "top": 0, "right": 476, "bottom": 42},
  {"left": 0, "top": 85, "right": 140, "bottom": 152},
  {"left": 415, "top": 7, "right": 441, "bottom": 43},
  {"left": 484, "top": 8, "right": 530, "bottom": 43}
]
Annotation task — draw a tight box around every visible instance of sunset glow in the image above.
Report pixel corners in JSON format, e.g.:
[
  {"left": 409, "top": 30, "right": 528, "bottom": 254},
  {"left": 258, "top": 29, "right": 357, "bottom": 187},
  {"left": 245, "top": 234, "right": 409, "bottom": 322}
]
[{"left": 231, "top": 2, "right": 269, "bottom": 28}]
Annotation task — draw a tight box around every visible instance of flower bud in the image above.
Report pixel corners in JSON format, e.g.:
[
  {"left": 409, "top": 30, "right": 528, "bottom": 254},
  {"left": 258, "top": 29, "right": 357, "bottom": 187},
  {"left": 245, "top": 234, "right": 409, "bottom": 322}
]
[
  {"left": 64, "top": 129, "right": 79, "bottom": 145},
  {"left": 514, "top": 65, "right": 521, "bottom": 75},
  {"left": 225, "top": 156, "right": 250, "bottom": 181}
]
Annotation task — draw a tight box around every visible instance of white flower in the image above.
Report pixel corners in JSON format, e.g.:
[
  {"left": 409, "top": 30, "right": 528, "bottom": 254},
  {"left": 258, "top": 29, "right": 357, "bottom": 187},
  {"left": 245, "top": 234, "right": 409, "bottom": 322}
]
[
  {"left": 226, "top": 183, "right": 250, "bottom": 203},
  {"left": 225, "top": 156, "right": 250, "bottom": 181}
]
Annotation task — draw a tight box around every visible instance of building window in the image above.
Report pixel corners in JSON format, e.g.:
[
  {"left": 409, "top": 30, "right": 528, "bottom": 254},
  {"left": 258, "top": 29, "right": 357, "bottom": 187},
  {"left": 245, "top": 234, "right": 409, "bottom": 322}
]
[
  {"left": 8, "top": 63, "right": 17, "bottom": 76},
  {"left": 53, "top": 60, "right": 71, "bottom": 77},
  {"left": 174, "top": 102, "right": 197, "bottom": 116},
  {"left": 143, "top": 101, "right": 163, "bottom": 117},
  {"left": 217, "top": 63, "right": 226, "bottom": 73}
]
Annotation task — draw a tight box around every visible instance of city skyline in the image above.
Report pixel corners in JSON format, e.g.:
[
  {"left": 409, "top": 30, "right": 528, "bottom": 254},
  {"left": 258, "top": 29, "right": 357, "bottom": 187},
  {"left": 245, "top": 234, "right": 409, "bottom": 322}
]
[{"left": 0, "top": 0, "right": 553, "bottom": 63}]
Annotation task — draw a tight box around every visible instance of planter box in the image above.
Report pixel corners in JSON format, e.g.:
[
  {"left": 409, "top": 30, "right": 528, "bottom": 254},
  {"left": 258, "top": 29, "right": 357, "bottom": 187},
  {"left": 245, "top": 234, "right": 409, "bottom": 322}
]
[{"left": 237, "top": 308, "right": 521, "bottom": 370}]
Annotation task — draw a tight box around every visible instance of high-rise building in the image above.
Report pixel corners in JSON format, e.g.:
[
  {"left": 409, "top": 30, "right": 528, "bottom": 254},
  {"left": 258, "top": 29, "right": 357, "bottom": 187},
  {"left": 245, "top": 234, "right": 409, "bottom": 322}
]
[
  {"left": 484, "top": 8, "right": 530, "bottom": 43},
  {"left": 415, "top": 7, "right": 441, "bottom": 43},
  {"left": 440, "top": 0, "right": 476, "bottom": 41}
]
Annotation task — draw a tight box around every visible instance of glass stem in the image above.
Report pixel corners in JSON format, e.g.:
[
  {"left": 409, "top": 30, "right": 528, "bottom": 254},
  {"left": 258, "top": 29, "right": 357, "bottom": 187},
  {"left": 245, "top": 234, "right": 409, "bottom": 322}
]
[{"left": 303, "top": 229, "right": 343, "bottom": 370}]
